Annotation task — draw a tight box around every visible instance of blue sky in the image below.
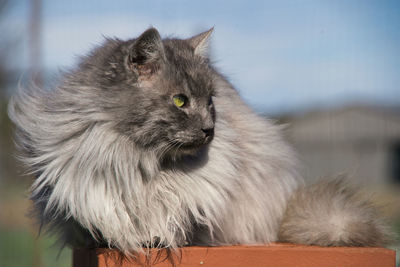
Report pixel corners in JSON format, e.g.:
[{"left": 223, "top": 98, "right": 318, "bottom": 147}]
[{"left": 4, "top": 0, "right": 400, "bottom": 113}]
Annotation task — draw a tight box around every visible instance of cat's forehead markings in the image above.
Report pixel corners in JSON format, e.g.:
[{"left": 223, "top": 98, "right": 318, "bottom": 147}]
[
  {"left": 182, "top": 76, "right": 210, "bottom": 99},
  {"left": 161, "top": 40, "right": 212, "bottom": 98}
]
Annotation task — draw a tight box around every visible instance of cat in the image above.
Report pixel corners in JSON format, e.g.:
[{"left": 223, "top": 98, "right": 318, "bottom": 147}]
[{"left": 8, "top": 27, "right": 391, "bottom": 254}]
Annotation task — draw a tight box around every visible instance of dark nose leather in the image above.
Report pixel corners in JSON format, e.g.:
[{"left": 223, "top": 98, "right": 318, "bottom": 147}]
[{"left": 201, "top": 127, "right": 214, "bottom": 138}]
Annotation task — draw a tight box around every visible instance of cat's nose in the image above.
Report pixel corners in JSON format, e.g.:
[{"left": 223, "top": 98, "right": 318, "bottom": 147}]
[{"left": 201, "top": 127, "right": 214, "bottom": 138}]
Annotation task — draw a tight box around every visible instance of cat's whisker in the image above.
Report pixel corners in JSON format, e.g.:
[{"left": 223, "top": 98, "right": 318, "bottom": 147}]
[
  {"left": 157, "top": 139, "right": 180, "bottom": 160},
  {"left": 172, "top": 142, "right": 185, "bottom": 161}
]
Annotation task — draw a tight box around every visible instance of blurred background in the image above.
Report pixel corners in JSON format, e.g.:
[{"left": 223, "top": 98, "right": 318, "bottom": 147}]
[{"left": 0, "top": 0, "right": 399, "bottom": 266}]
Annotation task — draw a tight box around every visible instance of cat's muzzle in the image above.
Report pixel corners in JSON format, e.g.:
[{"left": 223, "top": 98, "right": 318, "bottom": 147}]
[{"left": 203, "top": 128, "right": 214, "bottom": 145}]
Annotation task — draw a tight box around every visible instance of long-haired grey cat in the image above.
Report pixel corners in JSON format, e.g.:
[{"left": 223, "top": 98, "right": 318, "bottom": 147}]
[{"left": 8, "top": 28, "right": 390, "bottom": 254}]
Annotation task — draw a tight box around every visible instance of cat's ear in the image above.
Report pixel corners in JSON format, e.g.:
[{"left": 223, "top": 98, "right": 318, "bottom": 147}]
[
  {"left": 128, "top": 28, "right": 165, "bottom": 76},
  {"left": 187, "top": 27, "right": 214, "bottom": 57}
]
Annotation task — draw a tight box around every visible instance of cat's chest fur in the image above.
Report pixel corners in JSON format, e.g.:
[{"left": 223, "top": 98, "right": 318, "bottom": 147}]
[{"left": 134, "top": 80, "right": 300, "bottom": 246}]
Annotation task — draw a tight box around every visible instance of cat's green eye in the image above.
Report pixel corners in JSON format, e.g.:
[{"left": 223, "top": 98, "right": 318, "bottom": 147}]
[{"left": 173, "top": 94, "right": 187, "bottom": 108}]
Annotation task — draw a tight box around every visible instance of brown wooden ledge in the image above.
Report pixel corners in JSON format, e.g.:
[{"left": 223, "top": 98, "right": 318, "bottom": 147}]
[{"left": 73, "top": 243, "right": 396, "bottom": 267}]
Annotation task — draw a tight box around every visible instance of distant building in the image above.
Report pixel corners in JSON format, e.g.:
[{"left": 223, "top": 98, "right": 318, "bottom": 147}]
[{"left": 284, "top": 106, "right": 400, "bottom": 186}]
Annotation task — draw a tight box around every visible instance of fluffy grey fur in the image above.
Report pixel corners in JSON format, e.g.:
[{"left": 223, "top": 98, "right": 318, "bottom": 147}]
[
  {"left": 278, "top": 177, "right": 391, "bottom": 246},
  {"left": 8, "top": 28, "right": 390, "bottom": 254}
]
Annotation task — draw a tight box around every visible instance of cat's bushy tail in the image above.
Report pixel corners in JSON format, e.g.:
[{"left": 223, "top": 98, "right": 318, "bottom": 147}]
[{"left": 278, "top": 177, "right": 393, "bottom": 247}]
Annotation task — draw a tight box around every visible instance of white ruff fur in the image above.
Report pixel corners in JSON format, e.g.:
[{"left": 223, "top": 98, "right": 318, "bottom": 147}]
[{"left": 9, "top": 75, "right": 300, "bottom": 253}]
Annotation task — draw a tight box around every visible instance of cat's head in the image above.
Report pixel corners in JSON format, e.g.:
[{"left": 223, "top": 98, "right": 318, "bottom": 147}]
[{"left": 81, "top": 28, "right": 217, "bottom": 159}]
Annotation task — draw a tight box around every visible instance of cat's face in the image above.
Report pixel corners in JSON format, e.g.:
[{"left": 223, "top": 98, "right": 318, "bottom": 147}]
[{"left": 108, "top": 28, "right": 216, "bottom": 158}]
